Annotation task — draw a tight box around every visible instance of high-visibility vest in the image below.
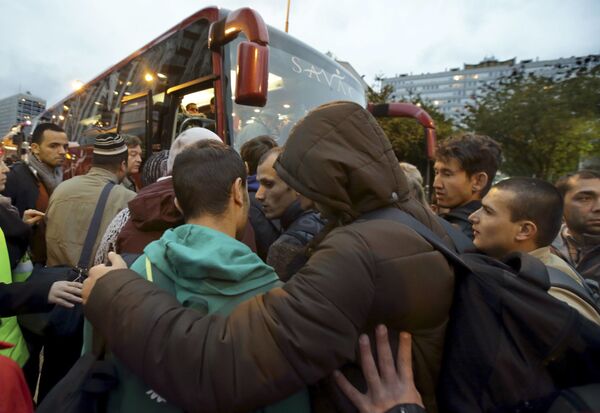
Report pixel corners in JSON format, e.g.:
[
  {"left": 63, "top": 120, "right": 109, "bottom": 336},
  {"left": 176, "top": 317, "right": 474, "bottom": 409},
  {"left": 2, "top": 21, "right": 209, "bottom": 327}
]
[{"left": 0, "top": 228, "right": 29, "bottom": 366}]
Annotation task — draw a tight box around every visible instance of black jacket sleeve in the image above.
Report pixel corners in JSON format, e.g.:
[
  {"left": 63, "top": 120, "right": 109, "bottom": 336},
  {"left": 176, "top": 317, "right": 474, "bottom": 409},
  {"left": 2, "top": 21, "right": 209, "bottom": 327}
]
[
  {"left": 385, "top": 404, "right": 427, "bottom": 413},
  {"left": 0, "top": 206, "right": 31, "bottom": 270},
  {"left": 2, "top": 163, "right": 39, "bottom": 218},
  {"left": 0, "top": 277, "right": 54, "bottom": 317}
]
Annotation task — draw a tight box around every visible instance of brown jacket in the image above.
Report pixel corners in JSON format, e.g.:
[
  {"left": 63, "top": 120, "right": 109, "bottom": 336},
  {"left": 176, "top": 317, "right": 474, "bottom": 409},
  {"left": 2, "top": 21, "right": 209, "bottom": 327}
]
[
  {"left": 46, "top": 167, "right": 136, "bottom": 268},
  {"left": 85, "top": 102, "right": 454, "bottom": 413}
]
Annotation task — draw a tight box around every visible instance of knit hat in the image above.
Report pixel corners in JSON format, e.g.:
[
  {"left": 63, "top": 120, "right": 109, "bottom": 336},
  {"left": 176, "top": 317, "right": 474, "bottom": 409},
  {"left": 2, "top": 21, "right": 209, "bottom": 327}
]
[
  {"left": 94, "top": 133, "right": 128, "bottom": 156},
  {"left": 167, "top": 127, "right": 221, "bottom": 173},
  {"left": 141, "top": 150, "right": 169, "bottom": 187}
]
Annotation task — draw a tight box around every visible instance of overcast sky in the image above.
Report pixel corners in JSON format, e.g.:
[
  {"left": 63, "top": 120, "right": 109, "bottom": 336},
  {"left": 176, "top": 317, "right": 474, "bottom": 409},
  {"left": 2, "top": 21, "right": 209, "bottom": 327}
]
[{"left": 1, "top": 0, "right": 598, "bottom": 106}]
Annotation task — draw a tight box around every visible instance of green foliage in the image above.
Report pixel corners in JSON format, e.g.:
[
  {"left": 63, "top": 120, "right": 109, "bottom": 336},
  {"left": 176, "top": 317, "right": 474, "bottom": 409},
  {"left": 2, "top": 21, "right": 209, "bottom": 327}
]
[
  {"left": 366, "top": 82, "right": 456, "bottom": 174},
  {"left": 464, "top": 66, "right": 600, "bottom": 181}
]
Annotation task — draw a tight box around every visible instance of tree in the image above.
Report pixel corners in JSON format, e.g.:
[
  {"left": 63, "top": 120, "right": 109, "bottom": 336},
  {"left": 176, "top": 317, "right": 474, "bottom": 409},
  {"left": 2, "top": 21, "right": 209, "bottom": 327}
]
[
  {"left": 367, "top": 81, "right": 456, "bottom": 175},
  {"left": 464, "top": 66, "right": 600, "bottom": 181}
]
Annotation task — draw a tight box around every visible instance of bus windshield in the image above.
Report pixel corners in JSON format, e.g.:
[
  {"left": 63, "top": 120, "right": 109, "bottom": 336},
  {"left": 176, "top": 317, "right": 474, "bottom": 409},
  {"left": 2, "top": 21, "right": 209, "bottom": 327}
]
[{"left": 226, "top": 28, "right": 366, "bottom": 150}]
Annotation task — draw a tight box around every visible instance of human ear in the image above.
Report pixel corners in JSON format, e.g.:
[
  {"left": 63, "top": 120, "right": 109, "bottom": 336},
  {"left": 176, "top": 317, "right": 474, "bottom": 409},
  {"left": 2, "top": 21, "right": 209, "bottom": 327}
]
[
  {"left": 232, "top": 178, "right": 244, "bottom": 206},
  {"left": 173, "top": 197, "right": 183, "bottom": 214},
  {"left": 471, "top": 172, "right": 489, "bottom": 194},
  {"left": 515, "top": 221, "right": 537, "bottom": 242}
]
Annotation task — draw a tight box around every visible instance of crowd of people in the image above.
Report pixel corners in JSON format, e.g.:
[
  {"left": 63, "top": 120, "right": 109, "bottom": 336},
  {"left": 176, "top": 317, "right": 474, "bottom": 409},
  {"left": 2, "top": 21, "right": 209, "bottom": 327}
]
[{"left": 0, "top": 100, "right": 599, "bottom": 413}]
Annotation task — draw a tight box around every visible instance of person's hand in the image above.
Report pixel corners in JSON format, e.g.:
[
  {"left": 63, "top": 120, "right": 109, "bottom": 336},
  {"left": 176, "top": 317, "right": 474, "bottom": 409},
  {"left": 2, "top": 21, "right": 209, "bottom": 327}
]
[
  {"left": 333, "top": 325, "right": 424, "bottom": 413},
  {"left": 82, "top": 252, "right": 127, "bottom": 305},
  {"left": 48, "top": 281, "right": 83, "bottom": 308},
  {"left": 23, "top": 209, "right": 45, "bottom": 226}
]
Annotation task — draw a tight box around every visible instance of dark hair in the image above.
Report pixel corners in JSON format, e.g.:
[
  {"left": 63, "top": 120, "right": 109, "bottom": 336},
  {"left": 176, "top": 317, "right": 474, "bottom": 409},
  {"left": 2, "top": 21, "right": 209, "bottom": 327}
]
[
  {"left": 123, "top": 134, "right": 142, "bottom": 148},
  {"left": 32, "top": 123, "right": 65, "bottom": 145},
  {"left": 436, "top": 133, "right": 502, "bottom": 195},
  {"left": 173, "top": 140, "right": 247, "bottom": 219},
  {"left": 258, "top": 146, "right": 284, "bottom": 168},
  {"left": 240, "top": 135, "right": 278, "bottom": 175},
  {"left": 555, "top": 170, "right": 600, "bottom": 198},
  {"left": 185, "top": 103, "right": 197, "bottom": 111},
  {"left": 494, "top": 178, "right": 563, "bottom": 247},
  {"left": 92, "top": 152, "right": 128, "bottom": 169}
]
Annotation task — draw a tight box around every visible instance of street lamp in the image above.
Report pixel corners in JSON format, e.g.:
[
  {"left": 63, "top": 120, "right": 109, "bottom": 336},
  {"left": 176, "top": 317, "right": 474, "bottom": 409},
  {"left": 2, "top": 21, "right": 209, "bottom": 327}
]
[{"left": 71, "top": 80, "right": 84, "bottom": 91}]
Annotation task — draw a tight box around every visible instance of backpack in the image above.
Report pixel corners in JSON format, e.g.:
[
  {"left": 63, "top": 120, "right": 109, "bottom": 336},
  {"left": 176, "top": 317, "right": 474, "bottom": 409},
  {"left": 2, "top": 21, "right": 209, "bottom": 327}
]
[{"left": 362, "top": 208, "right": 600, "bottom": 413}]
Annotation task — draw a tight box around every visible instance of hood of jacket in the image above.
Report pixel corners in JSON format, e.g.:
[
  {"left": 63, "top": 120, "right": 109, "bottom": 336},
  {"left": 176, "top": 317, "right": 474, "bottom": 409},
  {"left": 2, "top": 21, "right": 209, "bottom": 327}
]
[
  {"left": 128, "top": 177, "right": 183, "bottom": 232},
  {"left": 275, "top": 101, "right": 440, "bottom": 229},
  {"left": 143, "top": 224, "right": 278, "bottom": 297}
]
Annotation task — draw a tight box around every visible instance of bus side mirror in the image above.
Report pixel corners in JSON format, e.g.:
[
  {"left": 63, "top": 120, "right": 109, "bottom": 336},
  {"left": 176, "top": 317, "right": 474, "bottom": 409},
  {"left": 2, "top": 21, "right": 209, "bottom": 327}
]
[{"left": 235, "top": 41, "right": 269, "bottom": 107}]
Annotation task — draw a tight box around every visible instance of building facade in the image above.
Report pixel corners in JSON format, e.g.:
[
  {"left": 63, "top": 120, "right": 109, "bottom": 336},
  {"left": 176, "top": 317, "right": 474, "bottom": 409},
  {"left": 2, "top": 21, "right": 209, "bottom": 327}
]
[
  {"left": 0, "top": 92, "right": 46, "bottom": 136},
  {"left": 382, "top": 54, "right": 600, "bottom": 122}
]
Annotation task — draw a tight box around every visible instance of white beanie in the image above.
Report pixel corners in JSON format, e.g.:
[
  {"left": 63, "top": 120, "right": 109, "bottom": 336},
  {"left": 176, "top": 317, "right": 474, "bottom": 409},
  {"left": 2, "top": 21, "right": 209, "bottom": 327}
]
[{"left": 167, "top": 127, "right": 221, "bottom": 173}]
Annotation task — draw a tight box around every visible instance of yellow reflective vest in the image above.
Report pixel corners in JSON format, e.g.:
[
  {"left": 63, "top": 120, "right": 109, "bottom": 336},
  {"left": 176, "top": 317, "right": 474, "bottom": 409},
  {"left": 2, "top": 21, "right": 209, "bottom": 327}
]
[{"left": 0, "top": 228, "right": 29, "bottom": 366}]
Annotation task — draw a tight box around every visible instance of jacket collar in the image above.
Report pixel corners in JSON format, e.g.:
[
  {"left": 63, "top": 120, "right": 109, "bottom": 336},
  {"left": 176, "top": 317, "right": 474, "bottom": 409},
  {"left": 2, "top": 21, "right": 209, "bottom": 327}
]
[
  {"left": 280, "top": 200, "right": 304, "bottom": 231},
  {"left": 86, "top": 167, "right": 120, "bottom": 184},
  {"left": 247, "top": 175, "right": 259, "bottom": 192}
]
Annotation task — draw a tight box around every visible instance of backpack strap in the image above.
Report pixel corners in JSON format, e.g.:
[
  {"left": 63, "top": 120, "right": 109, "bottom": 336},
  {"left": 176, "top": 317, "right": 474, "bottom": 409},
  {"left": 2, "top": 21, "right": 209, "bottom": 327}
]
[
  {"left": 76, "top": 182, "right": 115, "bottom": 274},
  {"left": 360, "top": 208, "right": 471, "bottom": 272},
  {"left": 546, "top": 266, "right": 600, "bottom": 314},
  {"left": 436, "top": 216, "right": 475, "bottom": 253}
]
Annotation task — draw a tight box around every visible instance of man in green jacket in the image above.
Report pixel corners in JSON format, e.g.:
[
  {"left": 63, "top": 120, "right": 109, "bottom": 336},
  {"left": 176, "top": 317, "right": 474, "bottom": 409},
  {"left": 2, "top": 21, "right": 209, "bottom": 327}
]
[{"left": 102, "top": 140, "right": 309, "bottom": 413}]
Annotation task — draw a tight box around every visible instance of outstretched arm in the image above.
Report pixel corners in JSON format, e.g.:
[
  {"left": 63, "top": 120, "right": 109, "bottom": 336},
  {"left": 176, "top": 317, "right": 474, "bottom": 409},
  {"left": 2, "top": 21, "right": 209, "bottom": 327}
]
[
  {"left": 84, "top": 230, "right": 375, "bottom": 413},
  {"left": 0, "top": 277, "right": 54, "bottom": 316}
]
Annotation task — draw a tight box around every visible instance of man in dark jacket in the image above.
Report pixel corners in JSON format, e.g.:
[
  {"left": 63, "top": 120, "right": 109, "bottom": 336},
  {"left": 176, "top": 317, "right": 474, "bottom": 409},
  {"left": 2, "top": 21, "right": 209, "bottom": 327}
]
[
  {"left": 256, "top": 146, "right": 325, "bottom": 280},
  {"left": 83, "top": 101, "right": 454, "bottom": 413},
  {"left": 552, "top": 170, "right": 600, "bottom": 283},
  {"left": 2, "top": 123, "right": 69, "bottom": 264},
  {"left": 433, "top": 133, "right": 502, "bottom": 240},
  {"left": 240, "top": 135, "right": 280, "bottom": 261}
]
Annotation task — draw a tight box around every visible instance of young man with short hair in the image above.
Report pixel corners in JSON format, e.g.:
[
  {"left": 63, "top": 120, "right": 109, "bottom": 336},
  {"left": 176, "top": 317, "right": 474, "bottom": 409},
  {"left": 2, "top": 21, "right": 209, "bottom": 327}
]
[
  {"left": 240, "top": 135, "right": 280, "bottom": 261},
  {"left": 256, "top": 146, "right": 324, "bottom": 280},
  {"left": 2, "top": 123, "right": 69, "bottom": 264},
  {"left": 103, "top": 140, "right": 309, "bottom": 412},
  {"left": 552, "top": 170, "right": 600, "bottom": 283},
  {"left": 121, "top": 135, "right": 143, "bottom": 192},
  {"left": 433, "top": 133, "right": 502, "bottom": 239},
  {"left": 469, "top": 177, "right": 600, "bottom": 324}
]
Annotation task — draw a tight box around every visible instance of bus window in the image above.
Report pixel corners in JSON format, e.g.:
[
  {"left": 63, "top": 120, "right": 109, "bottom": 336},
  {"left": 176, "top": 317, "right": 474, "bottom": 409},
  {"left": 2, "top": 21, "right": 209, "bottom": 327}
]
[
  {"left": 226, "top": 31, "right": 366, "bottom": 150},
  {"left": 118, "top": 92, "right": 152, "bottom": 157},
  {"left": 173, "top": 88, "right": 216, "bottom": 140}
]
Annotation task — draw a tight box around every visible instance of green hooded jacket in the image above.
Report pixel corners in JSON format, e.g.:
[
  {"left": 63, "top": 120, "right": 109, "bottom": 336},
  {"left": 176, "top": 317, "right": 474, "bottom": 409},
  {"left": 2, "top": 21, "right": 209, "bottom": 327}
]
[{"left": 108, "top": 224, "right": 309, "bottom": 413}]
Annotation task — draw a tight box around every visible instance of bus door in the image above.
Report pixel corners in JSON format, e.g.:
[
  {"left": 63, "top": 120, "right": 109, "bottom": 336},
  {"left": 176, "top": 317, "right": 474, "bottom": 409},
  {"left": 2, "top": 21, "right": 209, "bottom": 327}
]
[
  {"left": 117, "top": 91, "right": 154, "bottom": 159},
  {"left": 166, "top": 75, "right": 218, "bottom": 145}
]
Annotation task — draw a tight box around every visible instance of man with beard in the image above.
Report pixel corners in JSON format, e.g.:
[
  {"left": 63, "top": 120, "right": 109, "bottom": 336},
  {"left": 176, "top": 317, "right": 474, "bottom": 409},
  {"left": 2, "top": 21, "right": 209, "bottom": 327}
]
[
  {"left": 552, "top": 170, "right": 600, "bottom": 283},
  {"left": 2, "top": 123, "right": 68, "bottom": 263}
]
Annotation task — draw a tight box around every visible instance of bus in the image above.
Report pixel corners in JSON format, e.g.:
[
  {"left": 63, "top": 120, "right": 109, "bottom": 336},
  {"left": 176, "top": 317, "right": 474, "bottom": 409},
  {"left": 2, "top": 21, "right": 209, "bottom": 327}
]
[
  {"left": 39, "top": 8, "right": 365, "bottom": 151},
  {"left": 38, "top": 7, "right": 436, "bottom": 181}
]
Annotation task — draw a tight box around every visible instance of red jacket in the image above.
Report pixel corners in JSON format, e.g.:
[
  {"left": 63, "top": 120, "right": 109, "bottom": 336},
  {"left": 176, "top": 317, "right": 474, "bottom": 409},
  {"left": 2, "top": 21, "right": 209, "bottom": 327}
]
[
  {"left": 117, "top": 178, "right": 183, "bottom": 254},
  {"left": 0, "top": 342, "right": 33, "bottom": 413}
]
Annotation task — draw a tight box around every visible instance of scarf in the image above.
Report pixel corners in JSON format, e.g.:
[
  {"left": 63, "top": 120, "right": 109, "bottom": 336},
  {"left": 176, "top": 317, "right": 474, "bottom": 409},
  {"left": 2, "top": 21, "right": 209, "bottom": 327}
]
[{"left": 28, "top": 154, "right": 63, "bottom": 194}]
